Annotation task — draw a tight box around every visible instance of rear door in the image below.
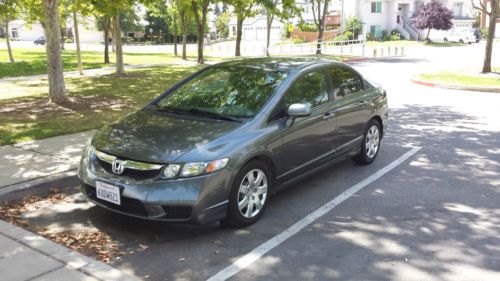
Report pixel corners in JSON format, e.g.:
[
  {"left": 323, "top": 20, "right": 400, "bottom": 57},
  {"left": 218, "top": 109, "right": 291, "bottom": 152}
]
[{"left": 326, "top": 65, "right": 371, "bottom": 151}]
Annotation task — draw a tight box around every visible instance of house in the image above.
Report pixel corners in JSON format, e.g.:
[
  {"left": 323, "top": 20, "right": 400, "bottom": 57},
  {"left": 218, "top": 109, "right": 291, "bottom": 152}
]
[
  {"left": 227, "top": 0, "right": 342, "bottom": 42},
  {"left": 7, "top": 18, "right": 104, "bottom": 43},
  {"left": 343, "top": 0, "right": 477, "bottom": 40}
]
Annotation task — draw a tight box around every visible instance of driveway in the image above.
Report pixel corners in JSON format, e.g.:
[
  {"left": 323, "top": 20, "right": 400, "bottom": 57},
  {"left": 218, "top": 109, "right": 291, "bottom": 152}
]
[{"left": 10, "top": 43, "right": 500, "bottom": 280}]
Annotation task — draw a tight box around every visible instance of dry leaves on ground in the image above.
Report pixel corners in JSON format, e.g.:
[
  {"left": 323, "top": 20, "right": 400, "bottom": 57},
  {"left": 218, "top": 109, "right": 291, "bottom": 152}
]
[{"left": 0, "top": 190, "right": 119, "bottom": 263}]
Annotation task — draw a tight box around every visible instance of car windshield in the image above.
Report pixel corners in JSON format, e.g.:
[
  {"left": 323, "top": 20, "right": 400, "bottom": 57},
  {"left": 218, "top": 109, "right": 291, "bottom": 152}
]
[{"left": 154, "top": 66, "right": 287, "bottom": 118}]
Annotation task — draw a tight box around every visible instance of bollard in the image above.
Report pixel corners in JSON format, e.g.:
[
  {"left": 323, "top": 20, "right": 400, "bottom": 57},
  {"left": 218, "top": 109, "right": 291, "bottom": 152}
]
[
  {"left": 373, "top": 48, "right": 377, "bottom": 57},
  {"left": 401, "top": 46, "right": 405, "bottom": 56},
  {"left": 388, "top": 46, "right": 391, "bottom": 56},
  {"left": 395, "top": 47, "right": 398, "bottom": 56},
  {"left": 350, "top": 46, "right": 353, "bottom": 54},
  {"left": 381, "top": 48, "right": 384, "bottom": 57},
  {"left": 362, "top": 44, "right": 366, "bottom": 57}
]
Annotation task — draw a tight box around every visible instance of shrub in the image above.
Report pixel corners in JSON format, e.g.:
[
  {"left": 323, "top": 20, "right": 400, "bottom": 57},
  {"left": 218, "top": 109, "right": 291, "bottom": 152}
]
[
  {"left": 390, "top": 34, "right": 401, "bottom": 41},
  {"left": 334, "top": 34, "right": 349, "bottom": 41},
  {"left": 345, "top": 16, "right": 362, "bottom": 38},
  {"left": 366, "top": 32, "right": 374, "bottom": 41},
  {"left": 64, "top": 38, "right": 73, "bottom": 43},
  {"left": 344, "top": 31, "right": 354, "bottom": 40},
  {"left": 481, "top": 28, "right": 488, "bottom": 39},
  {"left": 298, "top": 22, "right": 318, "bottom": 32},
  {"left": 292, "top": 38, "right": 306, "bottom": 44}
]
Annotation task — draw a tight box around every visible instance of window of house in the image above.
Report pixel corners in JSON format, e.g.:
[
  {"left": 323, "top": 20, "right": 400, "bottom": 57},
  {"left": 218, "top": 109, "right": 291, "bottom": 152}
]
[
  {"left": 11, "top": 28, "right": 18, "bottom": 38},
  {"left": 370, "top": 25, "right": 382, "bottom": 37},
  {"left": 371, "top": 1, "right": 382, "bottom": 13}
]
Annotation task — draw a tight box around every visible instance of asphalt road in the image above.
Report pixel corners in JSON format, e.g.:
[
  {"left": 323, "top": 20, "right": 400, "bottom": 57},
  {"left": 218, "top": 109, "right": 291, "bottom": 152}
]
[{"left": 21, "top": 43, "right": 500, "bottom": 281}]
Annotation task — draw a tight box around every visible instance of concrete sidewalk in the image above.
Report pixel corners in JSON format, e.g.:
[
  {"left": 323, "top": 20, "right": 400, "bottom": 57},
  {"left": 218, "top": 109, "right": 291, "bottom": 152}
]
[
  {"left": 0, "top": 131, "right": 95, "bottom": 196},
  {"left": 0, "top": 219, "right": 140, "bottom": 281}
]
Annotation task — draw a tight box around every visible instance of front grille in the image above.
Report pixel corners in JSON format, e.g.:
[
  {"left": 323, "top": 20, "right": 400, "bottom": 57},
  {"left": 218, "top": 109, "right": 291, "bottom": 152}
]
[
  {"left": 83, "top": 184, "right": 149, "bottom": 217},
  {"left": 96, "top": 158, "right": 161, "bottom": 180}
]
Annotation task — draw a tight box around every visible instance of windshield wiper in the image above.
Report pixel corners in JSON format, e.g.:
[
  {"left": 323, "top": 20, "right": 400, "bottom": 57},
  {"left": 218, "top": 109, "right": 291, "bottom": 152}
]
[
  {"left": 186, "top": 108, "right": 241, "bottom": 122},
  {"left": 154, "top": 105, "right": 241, "bottom": 122}
]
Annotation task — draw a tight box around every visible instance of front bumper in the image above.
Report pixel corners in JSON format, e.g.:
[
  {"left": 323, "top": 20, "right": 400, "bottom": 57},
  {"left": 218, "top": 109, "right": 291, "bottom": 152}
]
[{"left": 78, "top": 155, "right": 234, "bottom": 225}]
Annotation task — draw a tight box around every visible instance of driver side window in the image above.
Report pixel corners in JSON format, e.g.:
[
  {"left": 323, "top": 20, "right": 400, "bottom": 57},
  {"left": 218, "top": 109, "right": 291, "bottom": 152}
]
[
  {"left": 268, "top": 69, "right": 329, "bottom": 123},
  {"left": 284, "top": 69, "right": 329, "bottom": 108}
]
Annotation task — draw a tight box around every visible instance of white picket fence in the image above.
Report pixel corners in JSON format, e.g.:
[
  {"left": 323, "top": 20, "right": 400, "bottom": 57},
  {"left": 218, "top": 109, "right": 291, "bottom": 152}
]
[{"left": 1, "top": 39, "right": 407, "bottom": 58}]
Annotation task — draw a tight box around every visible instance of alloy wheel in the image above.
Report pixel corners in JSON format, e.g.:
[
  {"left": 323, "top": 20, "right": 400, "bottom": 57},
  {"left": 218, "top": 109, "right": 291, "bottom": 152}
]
[
  {"left": 365, "top": 125, "right": 380, "bottom": 159},
  {"left": 237, "top": 169, "right": 268, "bottom": 219}
]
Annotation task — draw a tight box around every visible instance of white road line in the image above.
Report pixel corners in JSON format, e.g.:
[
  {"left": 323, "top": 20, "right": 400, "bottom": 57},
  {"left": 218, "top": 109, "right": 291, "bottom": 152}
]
[{"left": 207, "top": 146, "right": 422, "bottom": 281}]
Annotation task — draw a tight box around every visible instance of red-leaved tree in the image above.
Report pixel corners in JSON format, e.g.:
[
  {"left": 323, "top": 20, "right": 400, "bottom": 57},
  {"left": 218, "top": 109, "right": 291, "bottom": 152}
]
[{"left": 414, "top": 0, "right": 454, "bottom": 41}]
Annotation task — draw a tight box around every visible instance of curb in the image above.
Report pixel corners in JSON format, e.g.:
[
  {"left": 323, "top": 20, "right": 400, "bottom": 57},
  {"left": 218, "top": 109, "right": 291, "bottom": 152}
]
[
  {"left": 410, "top": 77, "right": 500, "bottom": 93},
  {"left": 0, "top": 219, "right": 140, "bottom": 281},
  {"left": 0, "top": 170, "right": 79, "bottom": 202}
]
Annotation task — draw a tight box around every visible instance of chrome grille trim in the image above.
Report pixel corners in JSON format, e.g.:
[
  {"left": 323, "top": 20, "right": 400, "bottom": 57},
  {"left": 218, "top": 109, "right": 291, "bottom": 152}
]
[{"left": 94, "top": 149, "right": 164, "bottom": 171}]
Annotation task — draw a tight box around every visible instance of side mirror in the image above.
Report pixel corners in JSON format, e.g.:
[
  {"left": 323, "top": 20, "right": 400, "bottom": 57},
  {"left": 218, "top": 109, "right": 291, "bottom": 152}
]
[{"left": 288, "top": 103, "right": 312, "bottom": 118}]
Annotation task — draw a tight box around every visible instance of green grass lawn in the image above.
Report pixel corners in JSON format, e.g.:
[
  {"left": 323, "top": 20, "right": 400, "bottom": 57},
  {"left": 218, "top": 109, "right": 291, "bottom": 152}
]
[
  {"left": 0, "top": 48, "right": 202, "bottom": 78},
  {"left": 423, "top": 41, "right": 466, "bottom": 47},
  {"left": 419, "top": 71, "right": 500, "bottom": 88},
  {"left": 0, "top": 65, "right": 202, "bottom": 145}
]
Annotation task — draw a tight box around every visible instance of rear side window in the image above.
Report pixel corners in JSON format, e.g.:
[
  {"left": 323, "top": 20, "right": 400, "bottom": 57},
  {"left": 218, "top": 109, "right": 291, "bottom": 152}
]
[
  {"left": 284, "top": 70, "right": 329, "bottom": 108},
  {"left": 328, "top": 67, "right": 363, "bottom": 99}
]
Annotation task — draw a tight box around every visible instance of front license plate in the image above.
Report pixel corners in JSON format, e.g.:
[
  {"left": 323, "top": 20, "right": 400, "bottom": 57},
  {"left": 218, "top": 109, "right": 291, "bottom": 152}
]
[{"left": 96, "top": 181, "right": 121, "bottom": 205}]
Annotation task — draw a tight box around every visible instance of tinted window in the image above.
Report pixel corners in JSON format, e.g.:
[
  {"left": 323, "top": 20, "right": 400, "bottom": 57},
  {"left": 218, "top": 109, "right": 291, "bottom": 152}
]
[
  {"left": 328, "top": 67, "right": 362, "bottom": 99},
  {"left": 284, "top": 70, "right": 329, "bottom": 108},
  {"left": 155, "top": 66, "right": 287, "bottom": 118}
]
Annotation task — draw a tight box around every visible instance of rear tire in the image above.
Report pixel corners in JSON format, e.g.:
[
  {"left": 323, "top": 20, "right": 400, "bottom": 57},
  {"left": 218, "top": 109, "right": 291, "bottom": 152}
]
[
  {"left": 224, "top": 160, "right": 271, "bottom": 227},
  {"left": 353, "top": 119, "right": 382, "bottom": 165}
]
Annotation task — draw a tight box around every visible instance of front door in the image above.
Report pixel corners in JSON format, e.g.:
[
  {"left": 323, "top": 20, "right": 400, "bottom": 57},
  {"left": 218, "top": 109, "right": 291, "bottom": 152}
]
[{"left": 279, "top": 68, "right": 336, "bottom": 178}]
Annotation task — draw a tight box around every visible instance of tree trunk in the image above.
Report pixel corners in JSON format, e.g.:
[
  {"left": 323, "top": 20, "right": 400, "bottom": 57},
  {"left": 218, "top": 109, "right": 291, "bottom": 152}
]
[
  {"left": 265, "top": 14, "right": 273, "bottom": 57},
  {"left": 426, "top": 27, "right": 431, "bottom": 41},
  {"left": 103, "top": 16, "right": 110, "bottom": 64},
  {"left": 173, "top": 12, "right": 178, "bottom": 56},
  {"left": 111, "top": 19, "right": 115, "bottom": 52},
  {"left": 192, "top": 2, "right": 208, "bottom": 64},
  {"left": 113, "top": 11, "right": 125, "bottom": 75},
  {"left": 60, "top": 26, "right": 65, "bottom": 50},
  {"left": 73, "top": 12, "right": 83, "bottom": 75},
  {"left": 181, "top": 12, "right": 188, "bottom": 60},
  {"left": 5, "top": 20, "right": 15, "bottom": 63},
  {"left": 173, "top": 35, "right": 178, "bottom": 56},
  {"left": 42, "top": 0, "right": 69, "bottom": 104},
  {"left": 235, "top": 16, "right": 243, "bottom": 56},
  {"left": 316, "top": 26, "right": 324, "bottom": 55},
  {"left": 182, "top": 29, "right": 188, "bottom": 60},
  {"left": 482, "top": 1, "right": 498, "bottom": 73}
]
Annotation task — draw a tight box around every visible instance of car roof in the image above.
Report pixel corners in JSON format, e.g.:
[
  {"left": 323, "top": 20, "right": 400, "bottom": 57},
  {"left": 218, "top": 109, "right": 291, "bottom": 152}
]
[{"left": 212, "top": 57, "right": 343, "bottom": 73}]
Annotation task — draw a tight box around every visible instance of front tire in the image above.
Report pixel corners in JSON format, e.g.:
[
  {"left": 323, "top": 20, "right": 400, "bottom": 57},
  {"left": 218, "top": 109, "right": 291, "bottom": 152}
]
[
  {"left": 353, "top": 119, "right": 382, "bottom": 165},
  {"left": 224, "top": 160, "right": 271, "bottom": 227}
]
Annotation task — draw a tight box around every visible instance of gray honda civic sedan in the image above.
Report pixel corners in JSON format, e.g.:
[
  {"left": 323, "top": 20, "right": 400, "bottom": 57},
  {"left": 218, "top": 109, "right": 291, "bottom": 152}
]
[{"left": 79, "top": 57, "right": 388, "bottom": 227}]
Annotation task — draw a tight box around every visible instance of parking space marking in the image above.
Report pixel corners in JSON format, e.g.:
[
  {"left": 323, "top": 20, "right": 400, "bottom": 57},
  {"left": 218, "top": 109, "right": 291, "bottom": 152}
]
[{"left": 207, "top": 146, "right": 422, "bottom": 281}]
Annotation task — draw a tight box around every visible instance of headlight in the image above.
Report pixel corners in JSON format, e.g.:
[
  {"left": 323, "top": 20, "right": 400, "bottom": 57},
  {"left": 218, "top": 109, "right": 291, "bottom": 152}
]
[
  {"left": 180, "top": 158, "right": 229, "bottom": 177},
  {"left": 162, "top": 164, "right": 181, "bottom": 178}
]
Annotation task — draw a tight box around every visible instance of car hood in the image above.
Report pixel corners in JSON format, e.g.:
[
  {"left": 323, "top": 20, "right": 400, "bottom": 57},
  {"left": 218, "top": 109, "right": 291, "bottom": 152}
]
[{"left": 92, "top": 109, "right": 242, "bottom": 163}]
